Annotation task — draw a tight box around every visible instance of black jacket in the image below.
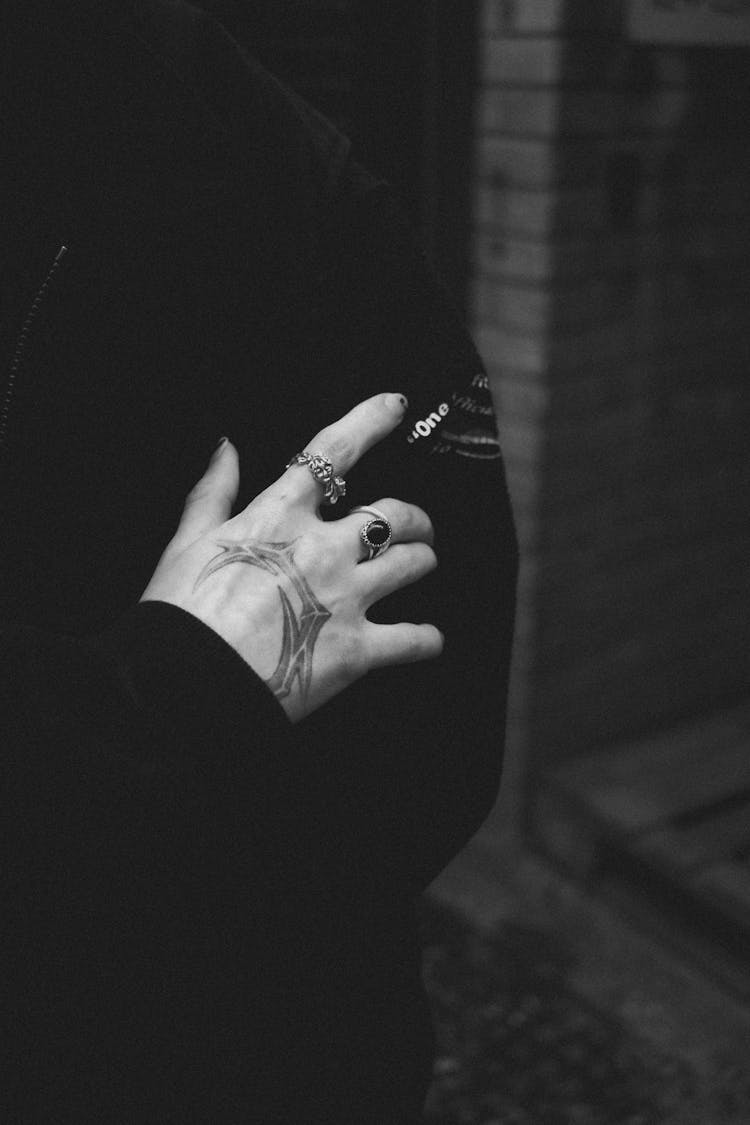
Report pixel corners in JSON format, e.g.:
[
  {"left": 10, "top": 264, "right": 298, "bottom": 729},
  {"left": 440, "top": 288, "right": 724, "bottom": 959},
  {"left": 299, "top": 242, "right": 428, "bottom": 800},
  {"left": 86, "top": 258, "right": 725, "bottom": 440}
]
[{"left": 1, "top": 1, "right": 517, "bottom": 1120}]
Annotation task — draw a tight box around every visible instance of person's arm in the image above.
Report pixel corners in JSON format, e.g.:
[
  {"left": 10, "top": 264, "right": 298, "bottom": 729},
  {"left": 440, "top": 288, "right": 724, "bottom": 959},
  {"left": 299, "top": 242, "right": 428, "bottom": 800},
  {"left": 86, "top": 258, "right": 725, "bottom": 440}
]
[
  {"left": 3, "top": 392, "right": 440, "bottom": 843},
  {"left": 2, "top": 574, "right": 291, "bottom": 920},
  {"left": 1, "top": 568, "right": 292, "bottom": 1105},
  {"left": 128, "top": 0, "right": 517, "bottom": 893},
  {"left": 2, "top": 395, "right": 442, "bottom": 1081}
]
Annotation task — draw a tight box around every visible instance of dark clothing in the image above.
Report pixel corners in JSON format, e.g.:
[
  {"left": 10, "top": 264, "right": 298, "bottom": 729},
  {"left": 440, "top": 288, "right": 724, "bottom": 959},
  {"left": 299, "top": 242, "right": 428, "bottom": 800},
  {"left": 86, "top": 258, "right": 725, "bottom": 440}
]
[{"left": 1, "top": 1, "right": 517, "bottom": 1120}]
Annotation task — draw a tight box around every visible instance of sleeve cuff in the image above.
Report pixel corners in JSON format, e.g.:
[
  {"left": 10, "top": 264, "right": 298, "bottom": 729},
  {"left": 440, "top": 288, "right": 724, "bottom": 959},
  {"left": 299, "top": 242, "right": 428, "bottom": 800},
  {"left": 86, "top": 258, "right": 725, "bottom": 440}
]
[{"left": 97, "top": 599, "right": 291, "bottom": 767}]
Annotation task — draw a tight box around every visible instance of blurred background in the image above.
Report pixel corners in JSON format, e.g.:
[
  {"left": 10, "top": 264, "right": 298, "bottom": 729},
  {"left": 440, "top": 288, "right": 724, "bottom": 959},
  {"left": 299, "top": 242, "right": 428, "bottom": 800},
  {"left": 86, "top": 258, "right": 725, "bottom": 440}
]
[{"left": 203, "top": 1, "right": 750, "bottom": 1120}]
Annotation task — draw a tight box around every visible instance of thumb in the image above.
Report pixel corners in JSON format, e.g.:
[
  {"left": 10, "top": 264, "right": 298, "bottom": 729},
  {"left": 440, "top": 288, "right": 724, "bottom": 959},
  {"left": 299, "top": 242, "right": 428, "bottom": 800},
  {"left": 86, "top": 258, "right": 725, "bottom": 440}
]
[{"left": 172, "top": 437, "right": 240, "bottom": 550}]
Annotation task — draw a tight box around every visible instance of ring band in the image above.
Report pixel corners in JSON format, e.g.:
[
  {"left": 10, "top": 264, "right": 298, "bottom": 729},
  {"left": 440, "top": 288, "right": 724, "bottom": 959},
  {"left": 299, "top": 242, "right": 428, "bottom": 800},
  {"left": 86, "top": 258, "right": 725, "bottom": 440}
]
[
  {"left": 351, "top": 505, "right": 392, "bottom": 561},
  {"left": 286, "top": 451, "right": 346, "bottom": 505}
]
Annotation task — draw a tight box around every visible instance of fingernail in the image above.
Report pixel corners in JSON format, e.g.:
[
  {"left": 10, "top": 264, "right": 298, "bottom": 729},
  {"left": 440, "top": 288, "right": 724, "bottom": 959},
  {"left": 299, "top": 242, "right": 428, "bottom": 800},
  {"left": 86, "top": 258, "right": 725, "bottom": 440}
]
[
  {"left": 212, "top": 436, "right": 228, "bottom": 457},
  {"left": 386, "top": 393, "right": 408, "bottom": 412}
]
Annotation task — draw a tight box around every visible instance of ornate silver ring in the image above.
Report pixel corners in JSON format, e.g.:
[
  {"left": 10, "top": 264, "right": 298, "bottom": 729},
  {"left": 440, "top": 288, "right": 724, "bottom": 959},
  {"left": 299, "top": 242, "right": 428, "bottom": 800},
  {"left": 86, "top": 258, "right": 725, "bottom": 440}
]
[{"left": 286, "top": 450, "right": 347, "bottom": 505}]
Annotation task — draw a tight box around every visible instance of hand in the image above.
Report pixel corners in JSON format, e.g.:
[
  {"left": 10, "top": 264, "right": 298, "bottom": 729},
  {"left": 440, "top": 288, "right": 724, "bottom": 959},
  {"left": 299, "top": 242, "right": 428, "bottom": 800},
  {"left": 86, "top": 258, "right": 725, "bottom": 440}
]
[{"left": 141, "top": 393, "right": 443, "bottom": 722}]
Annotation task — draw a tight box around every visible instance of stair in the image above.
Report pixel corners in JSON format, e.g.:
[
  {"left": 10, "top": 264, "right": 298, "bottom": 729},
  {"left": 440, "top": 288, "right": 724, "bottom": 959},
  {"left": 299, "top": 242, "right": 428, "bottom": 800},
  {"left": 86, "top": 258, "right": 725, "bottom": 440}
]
[{"left": 532, "top": 698, "right": 750, "bottom": 998}]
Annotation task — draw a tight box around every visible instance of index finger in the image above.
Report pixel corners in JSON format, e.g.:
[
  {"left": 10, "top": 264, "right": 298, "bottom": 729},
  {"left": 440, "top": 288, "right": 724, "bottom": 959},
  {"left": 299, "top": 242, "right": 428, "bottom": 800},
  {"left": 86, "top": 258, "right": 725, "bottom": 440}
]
[{"left": 282, "top": 392, "right": 408, "bottom": 504}]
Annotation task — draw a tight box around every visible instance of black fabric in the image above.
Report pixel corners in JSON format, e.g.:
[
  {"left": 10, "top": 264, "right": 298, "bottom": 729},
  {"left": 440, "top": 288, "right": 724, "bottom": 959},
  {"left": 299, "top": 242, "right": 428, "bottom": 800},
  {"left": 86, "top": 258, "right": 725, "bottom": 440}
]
[{"left": 1, "top": 1, "right": 517, "bottom": 1120}]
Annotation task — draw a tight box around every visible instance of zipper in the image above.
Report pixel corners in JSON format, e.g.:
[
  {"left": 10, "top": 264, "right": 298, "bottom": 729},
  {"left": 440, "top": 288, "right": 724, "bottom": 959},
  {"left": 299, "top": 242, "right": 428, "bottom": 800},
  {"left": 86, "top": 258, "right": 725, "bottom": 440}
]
[{"left": 0, "top": 244, "right": 69, "bottom": 455}]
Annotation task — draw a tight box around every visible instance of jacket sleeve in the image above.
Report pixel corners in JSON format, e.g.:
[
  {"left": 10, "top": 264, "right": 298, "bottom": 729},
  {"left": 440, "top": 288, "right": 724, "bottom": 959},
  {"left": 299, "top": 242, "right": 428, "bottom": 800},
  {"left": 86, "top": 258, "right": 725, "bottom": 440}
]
[
  {"left": 292, "top": 170, "right": 519, "bottom": 895},
  {"left": 2, "top": 598, "right": 290, "bottom": 822},
  {"left": 1, "top": 601, "right": 295, "bottom": 1012}
]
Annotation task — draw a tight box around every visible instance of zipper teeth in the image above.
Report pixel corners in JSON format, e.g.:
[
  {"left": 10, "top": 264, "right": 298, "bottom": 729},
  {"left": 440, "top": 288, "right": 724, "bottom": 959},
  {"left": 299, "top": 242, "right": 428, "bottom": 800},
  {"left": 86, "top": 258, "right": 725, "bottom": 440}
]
[{"left": 0, "top": 245, "right": 69, "bottom": 454}]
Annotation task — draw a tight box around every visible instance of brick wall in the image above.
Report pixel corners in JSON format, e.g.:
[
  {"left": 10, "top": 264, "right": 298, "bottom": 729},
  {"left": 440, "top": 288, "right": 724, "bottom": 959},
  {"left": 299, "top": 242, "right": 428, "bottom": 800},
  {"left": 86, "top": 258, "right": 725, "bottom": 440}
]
[{"left": 474, "top": 0, "right": 750, "bottom": 829}]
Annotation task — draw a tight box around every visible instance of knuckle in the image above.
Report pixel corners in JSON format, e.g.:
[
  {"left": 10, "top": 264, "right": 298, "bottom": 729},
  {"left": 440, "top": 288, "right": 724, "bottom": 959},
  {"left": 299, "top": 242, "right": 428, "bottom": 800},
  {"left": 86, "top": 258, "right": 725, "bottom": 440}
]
[
  {"left": 255, "top": 496, "right": 287, "bottom": 527},
  {"left": 371, "top": 497, "right": 400, "bottom": 525},
  {"left": 319, "top": 431, "right": 354, "bottom": 465},
  {"left": 296, "top": 529, "right": 333, "bottom": 572},
  {"left": 225, "top": 507, "right": 267, "bottom": 540},
  {"left": 388, "top": 500, "right": 434, "bottom": 543}
]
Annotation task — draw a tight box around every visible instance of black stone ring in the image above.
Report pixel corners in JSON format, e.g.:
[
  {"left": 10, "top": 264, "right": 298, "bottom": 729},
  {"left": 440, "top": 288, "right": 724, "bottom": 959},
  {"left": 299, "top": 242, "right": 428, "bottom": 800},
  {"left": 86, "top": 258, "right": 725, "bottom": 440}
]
[{"left": 352, "top": 505, "right": 393, "bottom": 562}]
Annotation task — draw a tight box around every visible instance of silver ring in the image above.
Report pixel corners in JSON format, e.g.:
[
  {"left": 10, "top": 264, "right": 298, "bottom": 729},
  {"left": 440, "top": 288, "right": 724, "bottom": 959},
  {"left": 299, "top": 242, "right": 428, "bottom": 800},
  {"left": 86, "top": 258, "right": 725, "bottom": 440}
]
[
  {"left": 286, "top": 450, "right": 347, "bottom": 505},
  {"left": 351, "top": 505, "right": 392, "bottom": 561}
]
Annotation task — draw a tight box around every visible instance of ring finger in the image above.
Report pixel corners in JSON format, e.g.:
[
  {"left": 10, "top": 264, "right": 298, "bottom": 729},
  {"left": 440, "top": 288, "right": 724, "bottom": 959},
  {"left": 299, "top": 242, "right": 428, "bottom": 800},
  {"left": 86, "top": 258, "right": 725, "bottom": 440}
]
[{"left": 354, "top": 540, "right": 438, "bottom": 608}]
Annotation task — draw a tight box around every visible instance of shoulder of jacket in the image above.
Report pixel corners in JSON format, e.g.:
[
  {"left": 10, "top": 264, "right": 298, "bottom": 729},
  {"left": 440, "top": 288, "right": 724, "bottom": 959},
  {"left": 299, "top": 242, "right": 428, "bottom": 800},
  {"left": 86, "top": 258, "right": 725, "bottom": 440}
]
[{"left": 124, "top": 0, "right": 353, "bottom": 207}]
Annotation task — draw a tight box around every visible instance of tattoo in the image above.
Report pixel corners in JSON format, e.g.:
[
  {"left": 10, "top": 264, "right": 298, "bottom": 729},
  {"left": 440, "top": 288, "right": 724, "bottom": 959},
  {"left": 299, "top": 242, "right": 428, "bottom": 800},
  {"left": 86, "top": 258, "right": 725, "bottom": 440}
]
[{"left": 194, "top": 540, "right": 331, "bottom": 702}]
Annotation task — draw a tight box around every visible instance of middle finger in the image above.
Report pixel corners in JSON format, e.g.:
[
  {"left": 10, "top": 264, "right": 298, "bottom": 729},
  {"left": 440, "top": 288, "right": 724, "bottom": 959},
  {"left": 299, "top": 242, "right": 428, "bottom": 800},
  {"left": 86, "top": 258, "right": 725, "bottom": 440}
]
[{"left": 335, "top": 498, "right": 435, "bottom": 563}]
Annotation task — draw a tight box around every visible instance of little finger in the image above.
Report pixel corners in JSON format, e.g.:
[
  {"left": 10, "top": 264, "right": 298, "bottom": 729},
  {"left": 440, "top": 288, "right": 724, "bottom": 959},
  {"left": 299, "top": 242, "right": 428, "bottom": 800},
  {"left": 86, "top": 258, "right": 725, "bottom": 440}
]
[{"left": 365, "top": 621, "right": 444, "bottom": 670}]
